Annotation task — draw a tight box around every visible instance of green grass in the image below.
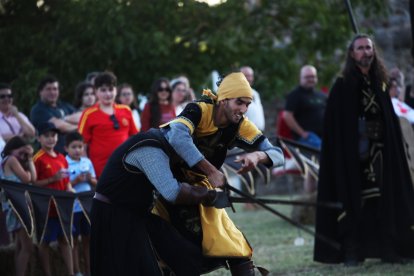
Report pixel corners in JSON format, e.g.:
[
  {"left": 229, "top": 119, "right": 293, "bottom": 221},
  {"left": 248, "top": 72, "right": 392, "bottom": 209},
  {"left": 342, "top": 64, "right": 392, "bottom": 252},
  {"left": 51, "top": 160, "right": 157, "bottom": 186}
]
[{"left": 205, "top": 202, "right": 414, "bottom": 276}]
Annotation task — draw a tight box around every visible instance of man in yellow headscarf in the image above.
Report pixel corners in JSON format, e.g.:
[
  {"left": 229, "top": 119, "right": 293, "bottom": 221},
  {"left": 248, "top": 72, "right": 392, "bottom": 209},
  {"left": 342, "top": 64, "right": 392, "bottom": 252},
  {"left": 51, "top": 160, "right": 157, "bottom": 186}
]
[{"left": 158, "top": 72, "right": 285, "bottom": 275}]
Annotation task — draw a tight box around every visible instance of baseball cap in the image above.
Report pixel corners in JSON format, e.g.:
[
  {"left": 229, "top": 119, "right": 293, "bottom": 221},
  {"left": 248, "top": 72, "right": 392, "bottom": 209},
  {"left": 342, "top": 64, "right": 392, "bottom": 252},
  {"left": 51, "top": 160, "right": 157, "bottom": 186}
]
[{"left": 37, "top": 122, "right": 59, "bottom": 136}]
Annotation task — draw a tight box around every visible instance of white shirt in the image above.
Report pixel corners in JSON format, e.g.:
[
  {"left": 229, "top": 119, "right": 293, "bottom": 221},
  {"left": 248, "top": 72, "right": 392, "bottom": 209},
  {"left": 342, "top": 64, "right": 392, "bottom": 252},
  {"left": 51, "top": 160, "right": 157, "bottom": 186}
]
[
  {"left": 245, "top": 89, "right": 265, "bottom": 131},
  {"left": 391, "top": 98, "right": 414, "bottom": 124}
]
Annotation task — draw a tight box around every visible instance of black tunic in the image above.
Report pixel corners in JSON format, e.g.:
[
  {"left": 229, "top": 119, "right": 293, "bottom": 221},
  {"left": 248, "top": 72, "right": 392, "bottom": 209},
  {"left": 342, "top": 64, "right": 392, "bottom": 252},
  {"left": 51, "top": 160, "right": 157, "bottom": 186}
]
[
  {"left": 90, "top": 129, "right": 202, "bottom": 276},
  {"left": 314, "top": 70, "right": 414, "bottom": 263}
]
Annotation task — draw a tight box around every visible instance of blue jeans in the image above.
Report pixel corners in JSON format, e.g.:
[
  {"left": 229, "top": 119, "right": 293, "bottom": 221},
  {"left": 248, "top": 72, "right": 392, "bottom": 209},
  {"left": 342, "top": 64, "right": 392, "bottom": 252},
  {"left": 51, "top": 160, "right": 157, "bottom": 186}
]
[{"left": 297, "top": 132, "right": 321, "bottom": 150}]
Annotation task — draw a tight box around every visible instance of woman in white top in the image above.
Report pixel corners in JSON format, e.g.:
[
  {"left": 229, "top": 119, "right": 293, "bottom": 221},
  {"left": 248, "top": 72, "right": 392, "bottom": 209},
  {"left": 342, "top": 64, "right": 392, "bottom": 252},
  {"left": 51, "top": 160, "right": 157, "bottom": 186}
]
[
  {"left": 0, "top": 84, "right": 35, "bottom": 142},
  {"left": 171, "top": 80, "right": 191, "bottom": 116},
  {"left": 116, "top": 83, "right": 141, "bottom": 131}
]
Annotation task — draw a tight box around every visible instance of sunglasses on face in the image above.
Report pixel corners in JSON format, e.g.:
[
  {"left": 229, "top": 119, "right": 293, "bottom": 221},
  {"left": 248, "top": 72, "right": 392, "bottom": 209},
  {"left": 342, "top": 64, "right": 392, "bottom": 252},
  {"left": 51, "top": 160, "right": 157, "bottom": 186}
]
[
  {"left": 120, "top": 93, "right": 132, "bottom": 97},
  {"left": 109, "top": 114, "right": 120, "bottom": 130},
  {"left": 158, "top": 87, "right": 171, "bottom": 93},
  {"left": 0, "top": 94, "right": 13, "bottom": 99}
]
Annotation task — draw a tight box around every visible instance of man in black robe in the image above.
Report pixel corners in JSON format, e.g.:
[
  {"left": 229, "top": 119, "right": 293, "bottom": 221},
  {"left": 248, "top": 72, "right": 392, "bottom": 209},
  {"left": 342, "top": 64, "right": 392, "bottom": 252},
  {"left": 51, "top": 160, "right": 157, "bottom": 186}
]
[{"left": 314, "top": 34, "right": 414, "bottom": 266}]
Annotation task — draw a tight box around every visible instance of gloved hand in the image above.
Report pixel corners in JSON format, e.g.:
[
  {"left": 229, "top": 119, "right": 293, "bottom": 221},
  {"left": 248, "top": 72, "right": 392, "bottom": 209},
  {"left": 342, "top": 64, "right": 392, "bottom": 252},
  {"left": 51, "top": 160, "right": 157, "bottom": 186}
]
[{"left": 202, "top": 191, "right": 231, "bottom": 208}]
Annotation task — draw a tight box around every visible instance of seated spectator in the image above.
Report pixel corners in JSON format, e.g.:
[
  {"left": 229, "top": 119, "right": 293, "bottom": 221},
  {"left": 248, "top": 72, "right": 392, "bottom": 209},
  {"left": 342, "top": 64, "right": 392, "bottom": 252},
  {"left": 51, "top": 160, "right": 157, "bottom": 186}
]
[
  {"left": 64, "top": 82, "right": 96, "bottom": 125},
  {"left": 140, "top": 78, "right": 176, "bottom": 132},
  {"left": 30, "top": 76, "right": 77, "bottom": 153},
  {"left": 78, "top": 72, "right": 138, "bottom": 178},
  {"left": 0, "top": 83, "right": 35, "bottom": 142},
  {"left": 115, "top": 83, "right": 141, "bottom": 130}
]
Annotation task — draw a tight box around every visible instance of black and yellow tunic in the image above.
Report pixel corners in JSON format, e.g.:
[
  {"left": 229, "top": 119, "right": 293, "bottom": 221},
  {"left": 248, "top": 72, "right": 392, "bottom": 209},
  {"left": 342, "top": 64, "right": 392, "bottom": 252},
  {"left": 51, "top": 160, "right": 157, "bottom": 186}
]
[{"left": 159, "top": 99, "right": 279, "bottom": 258}]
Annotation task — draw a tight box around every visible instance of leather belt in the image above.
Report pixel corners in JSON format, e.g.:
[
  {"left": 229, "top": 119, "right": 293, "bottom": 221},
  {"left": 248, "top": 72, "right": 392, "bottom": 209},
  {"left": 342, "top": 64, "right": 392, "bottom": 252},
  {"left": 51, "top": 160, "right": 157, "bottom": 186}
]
[{"left": 94, "top": 192, "right": 112, "bottom": 204}]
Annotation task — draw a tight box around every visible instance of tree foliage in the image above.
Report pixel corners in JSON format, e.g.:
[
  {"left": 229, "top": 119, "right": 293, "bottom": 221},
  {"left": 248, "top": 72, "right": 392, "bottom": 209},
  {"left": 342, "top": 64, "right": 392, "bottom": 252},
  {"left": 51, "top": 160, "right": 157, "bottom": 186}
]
[{"left": 0, "top": 0, "right": 386, "bottom": 113}]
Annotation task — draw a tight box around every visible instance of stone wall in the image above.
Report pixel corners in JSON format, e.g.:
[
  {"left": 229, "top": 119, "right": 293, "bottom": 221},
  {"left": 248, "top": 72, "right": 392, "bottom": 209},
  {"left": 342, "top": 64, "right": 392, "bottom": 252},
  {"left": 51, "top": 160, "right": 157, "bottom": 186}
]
[{"left": 361, "top": 0, "right": 412, "bottom": 82}]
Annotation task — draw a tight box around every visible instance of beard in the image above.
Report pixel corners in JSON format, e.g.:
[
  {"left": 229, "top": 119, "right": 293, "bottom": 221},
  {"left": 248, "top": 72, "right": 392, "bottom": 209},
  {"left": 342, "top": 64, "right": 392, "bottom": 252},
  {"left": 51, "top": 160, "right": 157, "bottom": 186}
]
[{"left": 356, "top": 55, "right": 373, "bottom": 68}]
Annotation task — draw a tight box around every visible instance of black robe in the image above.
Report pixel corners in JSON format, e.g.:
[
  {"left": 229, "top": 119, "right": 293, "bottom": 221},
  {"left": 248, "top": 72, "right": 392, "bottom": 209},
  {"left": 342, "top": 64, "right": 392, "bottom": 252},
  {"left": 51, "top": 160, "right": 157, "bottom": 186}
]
[{"left": 314, "top": 71, "right": 414, "bottom": 263}]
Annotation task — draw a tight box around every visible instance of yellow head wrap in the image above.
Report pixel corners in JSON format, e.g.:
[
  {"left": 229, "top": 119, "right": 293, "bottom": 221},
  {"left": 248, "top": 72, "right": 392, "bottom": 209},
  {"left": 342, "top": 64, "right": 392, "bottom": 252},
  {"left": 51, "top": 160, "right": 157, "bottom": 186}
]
[{"left": 217, "top": 72, "right": 252, "bottom": 102}]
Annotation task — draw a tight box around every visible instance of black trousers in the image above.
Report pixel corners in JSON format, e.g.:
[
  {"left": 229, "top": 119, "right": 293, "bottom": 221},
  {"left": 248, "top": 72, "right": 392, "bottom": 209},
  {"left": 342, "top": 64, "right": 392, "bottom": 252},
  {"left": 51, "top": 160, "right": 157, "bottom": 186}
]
[{"left": 90, "top": 199, "right": 202, "bottom": 276}]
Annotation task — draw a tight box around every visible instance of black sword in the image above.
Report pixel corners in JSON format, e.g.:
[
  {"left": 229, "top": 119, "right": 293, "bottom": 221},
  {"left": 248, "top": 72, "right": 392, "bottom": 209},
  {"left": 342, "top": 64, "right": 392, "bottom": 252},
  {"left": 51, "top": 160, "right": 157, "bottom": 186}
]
[
  {"left": 229, "top": 196, "right": 342, "bottom": 210},
  {"left": 225, "top": 184, "right": 341, "bottom": 251}
]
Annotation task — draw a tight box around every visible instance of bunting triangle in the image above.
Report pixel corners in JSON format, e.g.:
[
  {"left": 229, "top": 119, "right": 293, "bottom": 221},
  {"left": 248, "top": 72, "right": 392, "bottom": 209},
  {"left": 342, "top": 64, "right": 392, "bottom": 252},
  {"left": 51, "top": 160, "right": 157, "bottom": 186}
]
[
  {"left": 0, "top": 180, "right": 34, "bottom": 237},
  {"left": 28, "top": 191, "right": 52, "bottom": 244}
]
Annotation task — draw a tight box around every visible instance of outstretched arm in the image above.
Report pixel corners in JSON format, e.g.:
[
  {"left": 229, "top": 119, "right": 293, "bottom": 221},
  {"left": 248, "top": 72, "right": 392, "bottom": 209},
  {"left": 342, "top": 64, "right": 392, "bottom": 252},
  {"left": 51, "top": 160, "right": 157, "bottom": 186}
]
[
  {"left": 235, "top": 137, "right": 284, "bottom": 174},
  {"left": 163, "top": 123, "right": 225, "bottom": 187},
  {"left": 124, "top": 146, "right": 217, "bottom": 205}
]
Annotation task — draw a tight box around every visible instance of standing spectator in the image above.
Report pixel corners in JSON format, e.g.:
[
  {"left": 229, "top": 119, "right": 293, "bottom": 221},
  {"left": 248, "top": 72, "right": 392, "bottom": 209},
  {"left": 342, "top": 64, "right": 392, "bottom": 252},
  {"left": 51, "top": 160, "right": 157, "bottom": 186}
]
[
  {"left": 240, "top": 66, "right": 265, "bottom": 131},
  {"left": 33, "top": 122, "right": 74, "bottom": 276},
  {"left": 64, "top": 82, "right": 96, "bottom": 125},
  {"left": 284, "top": 65, "right": 327, "bottom": 148},
  {"left": 140, "top": 78, "right": 176, "bottom": 132},
  {"left": 314, "top": 34, "right": 414, "bottom": 265},
  {"left": 0, "top": 83, "right": 35, "bottom": 142},
  {"left": 173, "top": 74, "right": 196, "bottom": 101},
  {"left": 1, "top": 136, "right": 36, "bottom": 276},
  {"left": 64, "top": 131, "right": 96, "bottom": 276},
  {"left": 405, "top": 71, "right": 414, "bottom": 108},
  {"left": 389, "top": 67, "right": 405, "bottom": 101},
  {"left": 170, "top": 79, "right": 191, "bottom": 115},
  {"left": 284, "top": 65, "right": 327, "bottom": 193},
  {"left": 389, "top": 78, "right": 414, "bottom": 124},
  {"left": 78, "top": 72, "right": 138, "bottom": 178},
  {"left": 115, "top": 83, "right": 141, "bottom": 131},
  {"left": 30, "top": 76, "right": 77, "bottom": 153}
]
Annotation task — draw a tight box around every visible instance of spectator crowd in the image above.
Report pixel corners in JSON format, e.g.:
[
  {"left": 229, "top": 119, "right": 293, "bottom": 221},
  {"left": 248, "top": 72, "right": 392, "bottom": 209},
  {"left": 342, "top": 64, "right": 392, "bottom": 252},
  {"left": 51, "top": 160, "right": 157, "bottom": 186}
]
[{"left": 2, "top": 33, "right": 414, "bottom": 275}]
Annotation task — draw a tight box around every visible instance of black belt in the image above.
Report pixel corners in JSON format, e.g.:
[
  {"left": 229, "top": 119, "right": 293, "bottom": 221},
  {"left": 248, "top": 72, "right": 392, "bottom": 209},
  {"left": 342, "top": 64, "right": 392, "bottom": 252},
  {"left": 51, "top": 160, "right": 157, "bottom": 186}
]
[{"left": 94, "top": 192, "right": 112, "bottom": 204}]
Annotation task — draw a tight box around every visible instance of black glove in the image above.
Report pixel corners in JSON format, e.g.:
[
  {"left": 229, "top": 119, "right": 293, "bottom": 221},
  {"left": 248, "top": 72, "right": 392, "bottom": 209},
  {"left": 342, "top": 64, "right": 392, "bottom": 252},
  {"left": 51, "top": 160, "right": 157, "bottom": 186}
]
[{"left": 212, "top": 191, "right": 231, "bottom": 208}]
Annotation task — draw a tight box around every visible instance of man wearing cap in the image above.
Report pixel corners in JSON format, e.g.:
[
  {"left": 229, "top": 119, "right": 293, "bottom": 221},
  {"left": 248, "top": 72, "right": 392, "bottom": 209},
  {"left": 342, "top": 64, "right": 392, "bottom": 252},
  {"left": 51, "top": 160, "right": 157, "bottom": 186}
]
[{"left": 90, "top": 72, "right": 284, "bottom": 275}]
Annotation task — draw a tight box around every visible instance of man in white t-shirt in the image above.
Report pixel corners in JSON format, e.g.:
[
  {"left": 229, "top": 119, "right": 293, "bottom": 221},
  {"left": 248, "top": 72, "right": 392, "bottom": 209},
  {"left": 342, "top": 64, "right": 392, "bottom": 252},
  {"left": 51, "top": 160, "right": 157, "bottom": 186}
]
[{"left": 240, "top": 66, "right": 265, "bottom": 131}]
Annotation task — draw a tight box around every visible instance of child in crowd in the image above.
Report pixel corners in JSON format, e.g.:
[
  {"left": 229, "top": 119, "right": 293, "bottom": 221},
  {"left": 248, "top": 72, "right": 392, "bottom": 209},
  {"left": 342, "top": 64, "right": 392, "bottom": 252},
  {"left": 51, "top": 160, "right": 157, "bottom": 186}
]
[
  {"left": 65, "top": 131, "right": 96, "bottom": 276},
  {"left": 0, "top": 136, "right": 36, "bottom": 276},
  {"left": 33, "top": 122, "right": 74, "bottom": 276},
  {"left": 78, "top": 72, "right": 138, "bottom": 178},
  {"left": 64, "top": 82, "right": 97, "bottom": 125}
]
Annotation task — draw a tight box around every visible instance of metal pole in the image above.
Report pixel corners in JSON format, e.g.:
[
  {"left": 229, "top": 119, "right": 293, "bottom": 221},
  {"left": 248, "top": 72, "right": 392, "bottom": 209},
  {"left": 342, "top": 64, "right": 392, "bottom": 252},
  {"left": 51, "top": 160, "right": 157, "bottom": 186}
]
[{"left": 344, "top": 0, "right": 359, "bottom": 33}]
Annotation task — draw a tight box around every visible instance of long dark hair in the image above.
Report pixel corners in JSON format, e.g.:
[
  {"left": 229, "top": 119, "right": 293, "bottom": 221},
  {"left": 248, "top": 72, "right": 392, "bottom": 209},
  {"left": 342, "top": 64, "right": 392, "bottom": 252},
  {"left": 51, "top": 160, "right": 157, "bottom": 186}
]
[
  {"left": 148, "top": 78, "right": 171, "bottom": 128},
  {"left": 73, "top": 81, "right": 95, "bottom": 109},
  {"left": 342, "top": 34, "right": 388, "bottom": 86},
  {"left": 1, "top": 136, "right": 28, "bottom": 158},
  {"left": 115, "top": 83, "right": 139, "bottom": 110}
]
